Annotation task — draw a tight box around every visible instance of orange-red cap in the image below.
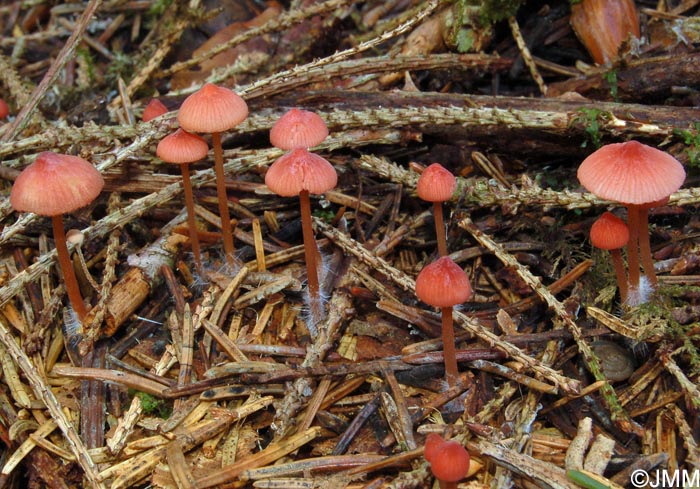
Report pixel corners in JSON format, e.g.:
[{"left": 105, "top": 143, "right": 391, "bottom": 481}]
[
  {"left": 178, "top": 83, "right": 248, "bottom": 133},
  {"left": 429, "top": 440, "right": 471, "bottom": 483},
  {"left": 424, "top": 434, "right": 445, "bottom": 463},
  {"left": 415, "top": 256, "right": 472, "bottom": 307},
  {"left": 10, "top": 152, "right": 104, "bottom": 216},
  {"left": 417, "top": 163, "right": 456, "bottom": 202},
  {"left": 265, "top": 148, "right": 337, "bottom": 197},
  {"left": 270, "top": 108, "right": 329, "bottom": 150},
  {"left": 577, "top": 141, "right": 685, "bottom": 205},
  {"left": 157, "top": 129, "right": 208, "bottom": 164},
  {"left": 590, "top": 211, "right": 629, "bottom": 250},
  {"left": 0, "top": 98, "right": 8, "bottom": 119},
  {"left": 142, "top": 98, "right": 168, "bottom": 122}
]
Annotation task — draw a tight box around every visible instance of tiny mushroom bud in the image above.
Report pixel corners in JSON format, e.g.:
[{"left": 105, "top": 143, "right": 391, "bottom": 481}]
[
  {"left": 10, "top": 152, "right": 104, "bottom": 321},
  {"left": 178, "top": 83, "right": 249, "bottom": 267},
  {"left": 157, "top": 129, "right": 209, "bottom": 274},
  {"left": 417, "top": 163, "right": 456, "bottom": 256},
  {"left": 416, "top": 256, "right": 472, "bottom": 387},
  {"left": 270, "top": 108, "right": 329, "bottom": 150},
  {"left": 142, "top": 98, "right": 168, "bottom": 122},
  {"left": 590, "top": 212, "right": 630, "bottom": 303}
]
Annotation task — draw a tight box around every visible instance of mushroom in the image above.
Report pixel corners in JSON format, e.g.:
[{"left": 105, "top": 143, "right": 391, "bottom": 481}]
[
  {"left": 265, "top": 148, "right": 337, "bottom": 327},
  {"left": 415, "top": 256, "right": 472, "bottom": 387},
  {"left": 10, "top": 152, "right": 104, "bottom": 321},
  {"left": 270, "top": 108, "right": 329, "bottom": 150},
  {"left": 0, "top": 98, "right": 8, "bottom": 119},
  {"left": 142, "top": 98, "right": 168, "bottom": 122},
  {"left": 156, "top": 129, "right": 209, "bottom": 274},
  {"left": 590, "top": 211, "right": 629, "bottom": 302},
  {"left": 577, "top": 141, "right": 685, "bottom": 303},
  {"left": 417, "top": 163, "right": 456, "bottom": 257},
  {"left": 178, "top": 83, "right": 249, "bottom": 268},
  {"left": 424, "top": 434, "right": 471, "bottom": 489}
]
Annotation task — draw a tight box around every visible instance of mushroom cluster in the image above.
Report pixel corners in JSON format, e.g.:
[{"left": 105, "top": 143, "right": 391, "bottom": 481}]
[
  {"left": 577, "top": 140, "right": 686, "bottom": 305},
  {"left": 153, "top": 84, "right": 249, "bottom": 274},
  {"left": 265, "top": 108, "right": 336, "bottom": 330}
]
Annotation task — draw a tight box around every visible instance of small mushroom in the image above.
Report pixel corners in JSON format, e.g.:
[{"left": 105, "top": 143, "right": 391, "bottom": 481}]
[
  {"left": 265, "top": 148, "right": 337, "bottom": 328},
  {"left": 590, "top": 212, "right": 629, "bottom": 303},
  {"left": 178, "top": 83, "right": 249, "bottom": 268},
  {"left": 415, "top": 256, "right": 472, "bottom": 387},
  {"left": 590, "top": 340, "right": 635, "bottom": 382},
  {"left": 156, "top": 129, "right": 209, "bottom": 274},
  {"left": 142, "top": 98, "right": 168, "bottom": 122},
  {"left": 0, "top": 98, "right": 9, "bottom": 119},
  {"left": 424, "top": 433, "right": 471, "bottom": 489},
  {"left": 270, "top": 108, "right": 328, "bottom": 150},
  {"left": 417, "top": 163, "right": 456, "bottom": 257},
  {"left": 10, "top": 152, "right": 104, "bottom": 321}
]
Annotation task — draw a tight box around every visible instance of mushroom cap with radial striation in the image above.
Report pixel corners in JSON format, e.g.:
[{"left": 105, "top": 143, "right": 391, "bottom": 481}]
[
  {"left": 142, "top": 98, "right": 168, "bottom": 122},
  {"left": 590, "top": 211, "right": 629, "bottom": 250},
  {"left": 178, "top": 83, "right": 248, "bottom": 134},
  {"left": 10, "top": 152, "right": 104, "bottom": 216},
  {"left": 270, "top": 108, "right": 329, "bottom": 150},
  {"left": 415, "top": 256, "right": 472, "bottom": 308},
  {"left": 265, "top": 148, "right": 337, "bottom": 197},
  {"left": 577, "top": 141, "right": 686, "bottom": 205},
  {"left": 429, "top": 439, "right": 471, "bottom": 483},
  {"left": 157, "top": 129, "right": 209, "bottom": 164},
  {"left": 416, "top": 163, "right": 457, "bottom": 202}
]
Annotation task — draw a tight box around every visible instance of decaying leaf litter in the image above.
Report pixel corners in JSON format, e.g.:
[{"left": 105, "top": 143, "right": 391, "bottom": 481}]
[{"left": 0, "top": 0, "right": 699, "bottom": 487}]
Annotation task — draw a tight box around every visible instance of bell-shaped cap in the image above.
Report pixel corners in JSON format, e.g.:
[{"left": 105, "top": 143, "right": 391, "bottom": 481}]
[
  {"left": 429, "top": 440, "right": 471, "bottom": 483},
  {"left": 265, "top": 148, "right": 337, "bottom": 197},
  {"left": 142, "top": 98, "right": 168, "bottom": 122},
  {"left": 157, "top": 129, "right": 208, "bottom": 164},
  {"left": 577, "top": 141, "right": 685, "bottom": 205},
  {"left": 417, "top": 163, "right": 456, "bottom": 202},
  {"left": 178, "top": 83, "right": 248, "bottom": 133},
  {"left": 10, "top": 152, "right": 104, "bottom": 216},
  {"left": 590, "top": 212, "right": 629, "bottom": 250},
  {"left": 270, "top": 108, "right": 329, "bottom": 150},
  {"left": 415, "top": 256, "right": 472, "bottom": 308}
]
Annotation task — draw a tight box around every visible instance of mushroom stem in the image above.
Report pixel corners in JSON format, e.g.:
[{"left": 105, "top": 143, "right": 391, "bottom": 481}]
[
  {"left": 433, "top": 202, "right": 448, "bottom": 257},
  {"left": 440, "top": 306, "right": 459, "bottom": 388},
  {"left": 300, "top": 190, "right": 321, "bottom": 318},
  {"left": 180, "top": 163, "right": 203, "bottom": 274},
  {"left": 626, "top": 205, "right": 641, "bottom": 290},
  {"left": 52, "top": 215, "right": 87, "bottom": 321},
  {"left": 211, "top": 132, "right": 236, "bottom": 268},
  {"left": 609, "top": 249, "right": 628, "bottom": 303},
  {"left": 438, "top": 482, "right": 457, "bottom": 489},
  {"left": 637, "top": 207, "right": 658, "bottom": 287}
]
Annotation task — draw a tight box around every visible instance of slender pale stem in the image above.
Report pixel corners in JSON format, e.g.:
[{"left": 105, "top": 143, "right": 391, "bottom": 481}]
[
  {"left": 609, "top": 249, "right": 628, "bottom": 303},
  {"left": 441, "top": 306, "right": 458, "bottom": 388},
  {"left": 626, "top": 205, "right": 641, "bottom": 290},
  {"left": 52, "top": 215, "right": 87, "bottom": 321},
  {"left": 637, "top": 207, "right": 658, "bottom": 287},
  {"left": 300, "top": 191, "right": 320, "bottom": 310},
  {"left": 211, "top": 132, "right": 235, "bottom": 267},
  {"left": 433, "top": 202, "right": 447, "bottom": 257},
  {"left": 180, "top": 163, "right": 202, "bottom": 275}
]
